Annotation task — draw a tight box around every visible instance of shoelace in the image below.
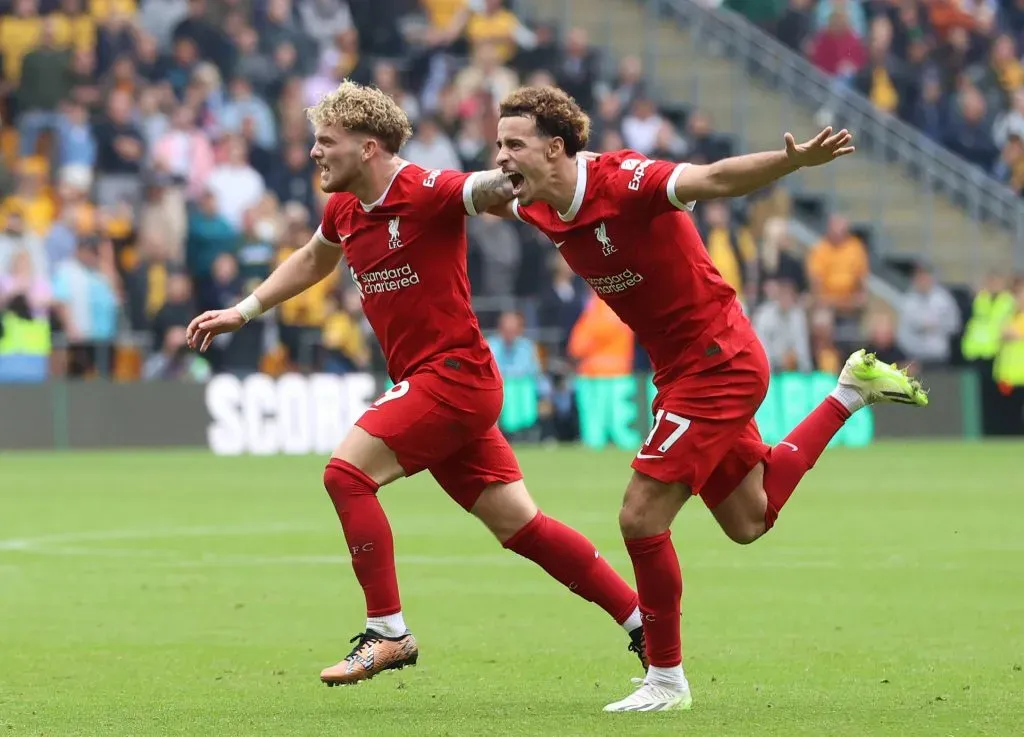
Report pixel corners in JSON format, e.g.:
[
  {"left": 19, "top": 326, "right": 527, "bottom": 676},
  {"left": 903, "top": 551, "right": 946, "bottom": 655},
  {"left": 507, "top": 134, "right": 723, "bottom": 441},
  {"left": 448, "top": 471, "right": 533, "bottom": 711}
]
[{"left": 345, "top": 631, "right": 382, "bottom": 660}]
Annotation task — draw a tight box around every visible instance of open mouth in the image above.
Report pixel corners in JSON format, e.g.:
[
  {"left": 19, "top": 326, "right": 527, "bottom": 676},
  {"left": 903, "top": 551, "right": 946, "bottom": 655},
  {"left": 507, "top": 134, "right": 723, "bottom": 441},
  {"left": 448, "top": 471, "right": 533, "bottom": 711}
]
[{"left": 507, "top": 172, "right": 525, "bottom": 196}]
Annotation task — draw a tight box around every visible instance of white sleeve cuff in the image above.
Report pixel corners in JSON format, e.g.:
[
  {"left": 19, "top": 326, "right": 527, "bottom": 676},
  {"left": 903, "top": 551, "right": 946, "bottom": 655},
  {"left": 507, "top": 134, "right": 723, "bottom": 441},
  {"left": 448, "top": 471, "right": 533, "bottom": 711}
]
[
  {"left": 666, "top": 163, "right": 696, "bottom": 211},
  {"left": 315, "top": 225, "right": 341, "bottom": 247},
  {"left": 463, "top": 171, "right": 480, "bottom": 216},
  {"left": 512, "top": 199, "right": 525, "bottom": 222}
]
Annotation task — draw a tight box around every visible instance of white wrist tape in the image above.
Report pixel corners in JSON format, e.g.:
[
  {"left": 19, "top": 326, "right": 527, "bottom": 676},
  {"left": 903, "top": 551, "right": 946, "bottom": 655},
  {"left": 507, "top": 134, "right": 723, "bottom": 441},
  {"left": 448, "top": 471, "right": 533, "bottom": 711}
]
[{"left": 234, "top": 294, "right": 264, "bottom": 323}]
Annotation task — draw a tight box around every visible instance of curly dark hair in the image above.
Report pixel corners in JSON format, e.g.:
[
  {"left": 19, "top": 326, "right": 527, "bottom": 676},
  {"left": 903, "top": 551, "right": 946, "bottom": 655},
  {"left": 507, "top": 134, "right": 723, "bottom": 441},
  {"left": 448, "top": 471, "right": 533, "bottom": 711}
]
[{"left": 499, "top": 86, "right": 590, "bottom": 156}]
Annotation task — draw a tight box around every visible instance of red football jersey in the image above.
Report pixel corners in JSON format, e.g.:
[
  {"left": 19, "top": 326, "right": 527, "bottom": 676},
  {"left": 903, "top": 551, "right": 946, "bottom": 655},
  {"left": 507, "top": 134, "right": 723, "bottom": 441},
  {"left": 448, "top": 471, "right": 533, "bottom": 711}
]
[
  {"left": 513, "top": 150, "right": 757, "bottom": 387},
  {"left": 317, "top": 162, "right": 500, "bottom": 388}
]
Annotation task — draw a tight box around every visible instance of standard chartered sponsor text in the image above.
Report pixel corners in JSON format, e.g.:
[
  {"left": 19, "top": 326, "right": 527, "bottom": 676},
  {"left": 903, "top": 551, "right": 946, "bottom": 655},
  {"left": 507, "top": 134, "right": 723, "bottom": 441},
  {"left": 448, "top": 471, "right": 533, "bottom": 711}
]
[
  {"left": 585, "top": 269, "right": 644, "bottom": 295},
  {"left": 358, "top": 263, "right": 421, "bottom": 294}
]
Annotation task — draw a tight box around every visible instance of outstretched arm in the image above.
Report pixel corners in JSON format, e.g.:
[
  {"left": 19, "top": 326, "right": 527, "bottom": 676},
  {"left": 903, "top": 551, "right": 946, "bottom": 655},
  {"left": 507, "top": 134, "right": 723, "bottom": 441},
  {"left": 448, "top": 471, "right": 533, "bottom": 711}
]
[
  {"left": 466, "top": 168, "right": 517, "bottom": 218},
  {"left": 187, "top": 234, "right": 342, "bottom": 352},
  {"left": 672, "top": 127, "right": 855, "bottom": 203}
]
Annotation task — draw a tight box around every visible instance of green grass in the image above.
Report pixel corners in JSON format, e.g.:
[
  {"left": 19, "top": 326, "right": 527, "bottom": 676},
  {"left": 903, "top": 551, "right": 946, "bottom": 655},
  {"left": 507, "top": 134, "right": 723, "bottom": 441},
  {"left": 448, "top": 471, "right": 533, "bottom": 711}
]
[{"left": 1, "top": 442, "right": 1022, "bottom": 736}]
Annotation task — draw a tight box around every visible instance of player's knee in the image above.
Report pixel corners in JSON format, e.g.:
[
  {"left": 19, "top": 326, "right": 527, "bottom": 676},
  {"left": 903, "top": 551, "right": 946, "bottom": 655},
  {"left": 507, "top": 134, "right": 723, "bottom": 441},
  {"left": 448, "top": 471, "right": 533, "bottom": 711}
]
[
  {"left": 722, "top": 519, "right": 766, "bottom": 545},
  {"left": 323, "top": 459, "right": 379, "bottom": 504},
  {"left": 618, "top": 502, "right": 665, "bottom": 540},
  {"left": 472, "top": 481, "right": 538, "bottom": 543}
]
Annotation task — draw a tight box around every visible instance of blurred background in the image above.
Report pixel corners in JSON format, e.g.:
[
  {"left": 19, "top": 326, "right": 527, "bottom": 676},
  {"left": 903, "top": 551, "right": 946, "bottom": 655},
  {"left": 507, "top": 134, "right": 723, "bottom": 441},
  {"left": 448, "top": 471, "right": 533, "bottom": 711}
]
[{"left": 1, "top": 0, "right": 1023, "bottom": 448}]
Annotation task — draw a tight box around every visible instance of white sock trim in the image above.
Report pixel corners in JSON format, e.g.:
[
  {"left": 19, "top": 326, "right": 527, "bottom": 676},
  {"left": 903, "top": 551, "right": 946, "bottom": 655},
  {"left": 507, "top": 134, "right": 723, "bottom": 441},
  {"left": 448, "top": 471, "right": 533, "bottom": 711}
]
[
  {"left": 366, "top": 611, "right": 407, "bottom": 638},
  {"left": 647, "top": 664, "right": 686, "bottom": 689},
  {"left": 622, "top": 606, "right": 643, "bottom": 634},
  {"left": 830, "top": 385, "right": 865, "bottom": 413}
]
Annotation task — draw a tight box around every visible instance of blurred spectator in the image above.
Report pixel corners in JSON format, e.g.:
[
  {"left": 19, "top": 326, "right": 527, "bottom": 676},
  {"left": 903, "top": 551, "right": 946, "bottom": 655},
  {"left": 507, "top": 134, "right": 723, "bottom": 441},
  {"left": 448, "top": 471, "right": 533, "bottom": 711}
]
[
  {"left": 895, "top": 263, "right": 962, "bottom": 367},
  {"left": 864, "top": 309, "right": 907, "bottom": 367},
  {"left": 220, "top": 76, "right": 278, "bottom": 150},
  {"left": 994, "top": 133, "right": 1024, "bottom": 195},
  {"left": 945, "top": 85, "right": 1000, "bottom": 170},
  {"left": 808, "top": 9, "right": 865, "bottom": 79},
  {"left": 403, "top": 115, "right": 461, "bottom": 172},
  {"left": 207, "top": 135, "right": 265, "bottom": 232},
  {"left": 94, "top": 89, "right": 146, "bottom": 209},
  {"left": 17, "top": 17, "right": 72, "bottom": 158},
  {"left": 912, "top": 71, "right": 950, "bottom": 143},
  {"left": 152, "top": 105, "right": 216, "bottom": 200},
  {"left": 267, "top": 141, "right": 318, "bottom": 216},
  {"left": 853, "top": 15, "right": 912, "bottom": 120},
  {"left": 488, "top": 309, "right": 544, "bottom": 381},
  {"left": 149, "top": 270, "right": 195, "bottom": 352},
  {"left": 320, "top": 288, "right": 370, "bottom": 373},
  {"left": 468, "top": 211, "right": 520, "bottom": 299},
  {"left": 699, "top": 200, "right": 757, "bottom": 305},
  {"left": 752, "top": 278, "right": 813, "bottom": 372},
  {"left": 186, "top": 189, "right": 237, "bottom": 310},
  {"left": 137, "top": 170, "right": 188, "bottom": 266},
  {"left": 810, "top": 306, "right": 841, "bottom": 373},
  {"left": 538, "top": 253, "right": 586, "bottom": 356},
  {"left": 567, "top": 291, "right": 634, "bottom": 377},
  {"left": 993, "top": 279, "right": 1024, "bottom": 388},
  {"left": 142, "top": 324, "right": 211, "bottom": 380},
  {"left": 3, "top": 160, "right": 56, "bottom": 237},
  {"left": 807, "top": 214, "right": 868, "bottom": 337},
  {"left": 453, "top": 39, "right": 519, "bottom": 113},
  {"left": 621, "top": 96, "right": 666, "bottom": 156},
  {"left": 373, "top": 61, "right": 420, "bottom": 125},
  {"left": 51, "top": 238, "right": 120, "bottom": 377},
  {"left": 299, "top": 0, "right": 353, "bottom": 56},
  {"left": 554, "top": 28, "right": 598, "bottom": 114},
  {"left": 775, "top": 0, "right": 813, "bottom": 52},
  {"left": 685, "top": 111, "right": 730, "bottom": 164},
  {"left": 0, "top": 248, "right": 52, "bottom": 320},
  {"left": 0, "top": 210, "right": 47, "bottom": 279},
  {"left": 757, "top": 217, "right": 808, "bottom": 300},
  {"left": 962, "top": 272, "right": 1016, "bottom": 361}
]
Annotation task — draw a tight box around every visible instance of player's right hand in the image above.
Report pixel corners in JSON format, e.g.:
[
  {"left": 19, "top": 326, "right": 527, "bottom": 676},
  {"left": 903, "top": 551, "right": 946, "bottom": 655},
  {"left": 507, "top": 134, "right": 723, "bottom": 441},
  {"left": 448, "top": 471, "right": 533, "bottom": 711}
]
[{"left": 186, "top": 308, "right": 246, "bottom": 353}]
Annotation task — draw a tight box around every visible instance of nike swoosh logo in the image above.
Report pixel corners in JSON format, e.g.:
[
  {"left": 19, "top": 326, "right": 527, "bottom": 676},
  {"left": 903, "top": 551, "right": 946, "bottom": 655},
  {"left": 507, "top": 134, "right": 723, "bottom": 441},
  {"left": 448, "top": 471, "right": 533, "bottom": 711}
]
[
  {"left": 779, "top": 441, "right": 799, "bottom": 452},
  {"left": 553, "top": 240, "right": 565, "bottom": 248},
  {"left": 635, "top": 452, "right": 663, "bottom": 460}
]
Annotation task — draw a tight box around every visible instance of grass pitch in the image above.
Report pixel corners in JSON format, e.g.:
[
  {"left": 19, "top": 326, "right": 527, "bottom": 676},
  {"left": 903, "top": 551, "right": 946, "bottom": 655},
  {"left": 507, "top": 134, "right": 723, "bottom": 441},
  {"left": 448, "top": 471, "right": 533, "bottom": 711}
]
[{"left": 1, "top": 442, "right": 1022, "bottom": 736}]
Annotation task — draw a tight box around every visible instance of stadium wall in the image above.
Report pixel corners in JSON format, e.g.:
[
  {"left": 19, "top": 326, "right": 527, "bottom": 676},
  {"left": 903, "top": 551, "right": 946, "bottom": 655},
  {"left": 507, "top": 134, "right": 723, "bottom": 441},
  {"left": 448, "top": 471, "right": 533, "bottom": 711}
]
[{"left": 0, "top": 369, "right": 1004, "bottom": 452}]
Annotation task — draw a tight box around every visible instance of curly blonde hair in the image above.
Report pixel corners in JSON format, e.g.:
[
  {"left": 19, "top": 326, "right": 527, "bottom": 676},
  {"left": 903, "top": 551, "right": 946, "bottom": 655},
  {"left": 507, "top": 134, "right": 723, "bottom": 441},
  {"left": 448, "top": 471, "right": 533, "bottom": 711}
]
[
  {"left": 499, "top": 86, "right": 590, "bottom": 156},
  {"left": 305, "top": 80, "right": 413, "bottom": 154}
]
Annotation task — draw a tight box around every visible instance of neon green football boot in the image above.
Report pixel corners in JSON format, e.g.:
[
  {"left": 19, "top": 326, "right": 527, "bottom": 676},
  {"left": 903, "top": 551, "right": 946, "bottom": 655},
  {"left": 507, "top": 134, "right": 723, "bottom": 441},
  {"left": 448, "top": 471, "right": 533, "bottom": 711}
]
[{"left": 838, "top": 349, "right": 929, "bottom": 408}]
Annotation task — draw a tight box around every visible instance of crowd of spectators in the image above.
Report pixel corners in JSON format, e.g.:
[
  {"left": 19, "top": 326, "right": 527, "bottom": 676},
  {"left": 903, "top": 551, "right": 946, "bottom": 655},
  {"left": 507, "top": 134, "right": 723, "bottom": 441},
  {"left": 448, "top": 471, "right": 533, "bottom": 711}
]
[
  {"left": 0, "top": 0, "right": 1011, "bottom": 415},
  {"left": 722, "top": 0, "right": 1024, "bottom": 197}
]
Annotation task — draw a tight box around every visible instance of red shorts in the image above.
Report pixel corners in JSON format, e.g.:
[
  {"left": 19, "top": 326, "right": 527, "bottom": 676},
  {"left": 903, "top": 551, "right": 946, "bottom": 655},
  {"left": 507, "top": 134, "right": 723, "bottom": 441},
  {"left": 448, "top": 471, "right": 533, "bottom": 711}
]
[
  {"left": 355, "top": 371, "right": 523, "bottom": 510},
  {"left": 632, "top": 340, "right": 772, "bottom": 509}
]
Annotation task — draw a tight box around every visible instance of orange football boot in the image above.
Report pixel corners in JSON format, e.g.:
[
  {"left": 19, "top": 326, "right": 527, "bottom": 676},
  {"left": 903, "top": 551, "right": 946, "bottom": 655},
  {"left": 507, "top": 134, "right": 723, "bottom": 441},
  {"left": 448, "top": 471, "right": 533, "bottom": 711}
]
[{"left": 320, "top": 629, "right": 419, "bottom": 686}]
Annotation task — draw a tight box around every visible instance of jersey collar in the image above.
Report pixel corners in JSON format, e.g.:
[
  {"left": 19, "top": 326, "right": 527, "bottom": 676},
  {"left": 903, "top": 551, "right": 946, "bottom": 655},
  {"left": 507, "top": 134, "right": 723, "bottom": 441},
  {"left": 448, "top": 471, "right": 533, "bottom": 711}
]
[
  {"left": 360, "top": 161, "right": 410, "bottom": 212},
  {"left": 557, "top": 155, "right": 588, "bottom": 222}
]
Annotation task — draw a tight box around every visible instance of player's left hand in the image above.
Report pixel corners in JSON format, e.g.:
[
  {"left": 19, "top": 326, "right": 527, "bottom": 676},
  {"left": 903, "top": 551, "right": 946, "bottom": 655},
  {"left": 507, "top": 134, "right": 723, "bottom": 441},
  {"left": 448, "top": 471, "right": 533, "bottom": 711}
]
[{"left": 784, "top": 127, "right": 855, "bottom": 168}]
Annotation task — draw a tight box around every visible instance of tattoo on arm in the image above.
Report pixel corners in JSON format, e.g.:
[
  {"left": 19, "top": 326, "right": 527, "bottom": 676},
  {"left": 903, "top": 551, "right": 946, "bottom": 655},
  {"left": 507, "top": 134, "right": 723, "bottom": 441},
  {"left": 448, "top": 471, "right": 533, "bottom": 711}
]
[{"left": 470, "top": 169, "right": 515, "bottom": 214}]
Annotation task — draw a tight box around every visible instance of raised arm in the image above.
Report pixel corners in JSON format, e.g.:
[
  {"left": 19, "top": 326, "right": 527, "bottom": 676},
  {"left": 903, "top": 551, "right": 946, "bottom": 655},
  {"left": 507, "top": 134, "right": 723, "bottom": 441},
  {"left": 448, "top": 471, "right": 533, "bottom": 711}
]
[{"left": 672, "top": 127, "right": 855, "bottom": 203}]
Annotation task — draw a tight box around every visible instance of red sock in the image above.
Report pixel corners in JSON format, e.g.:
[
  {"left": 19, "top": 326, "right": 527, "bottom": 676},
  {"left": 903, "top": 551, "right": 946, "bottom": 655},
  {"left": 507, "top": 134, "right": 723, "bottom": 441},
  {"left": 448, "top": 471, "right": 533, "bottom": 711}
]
[
  {"left": 323, "top": 459, "right": 401, "bottom": 617},
  {"left": 624, "top": 531, "right": 682, "bottom": 667},
  {"left": 504, "top": 511, "right": 639, "bottom": 626},
  {"left": 763, "top": 396, "right": 850, "bottom": 529}
]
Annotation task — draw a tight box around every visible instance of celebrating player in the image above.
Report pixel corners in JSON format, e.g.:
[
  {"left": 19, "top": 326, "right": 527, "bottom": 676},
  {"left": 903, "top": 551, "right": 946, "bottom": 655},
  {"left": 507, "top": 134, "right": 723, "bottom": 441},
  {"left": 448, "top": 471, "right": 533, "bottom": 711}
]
[
  {"left": 491, "top": 86, "right": 929, "bottom": 712},
  {"left": 186, "top": 82, "right": 647, "bottom": 687}
]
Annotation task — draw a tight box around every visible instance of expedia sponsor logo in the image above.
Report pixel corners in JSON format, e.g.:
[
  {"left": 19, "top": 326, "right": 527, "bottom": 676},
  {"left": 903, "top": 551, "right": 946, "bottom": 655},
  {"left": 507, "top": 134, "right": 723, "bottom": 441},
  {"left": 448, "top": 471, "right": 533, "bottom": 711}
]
[
  {"left": 355, "top": 263, "right": 421, "bottom": 296},
  {"left": 585, "top": 268, "right": 644, "bottom": 295},
  {"left": 627, "top": 159, "right": 654, "bottom": 191}
]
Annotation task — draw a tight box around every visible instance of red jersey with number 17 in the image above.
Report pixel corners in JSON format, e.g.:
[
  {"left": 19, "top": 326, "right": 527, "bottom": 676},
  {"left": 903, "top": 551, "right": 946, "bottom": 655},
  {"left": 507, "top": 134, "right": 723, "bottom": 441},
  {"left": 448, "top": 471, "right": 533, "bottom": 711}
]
[
  {"left": 317, "top": 162, "right": 500, "bottom": 388},
  {"left": 512, "top": 150, "right": 758, "bottom": 388}
]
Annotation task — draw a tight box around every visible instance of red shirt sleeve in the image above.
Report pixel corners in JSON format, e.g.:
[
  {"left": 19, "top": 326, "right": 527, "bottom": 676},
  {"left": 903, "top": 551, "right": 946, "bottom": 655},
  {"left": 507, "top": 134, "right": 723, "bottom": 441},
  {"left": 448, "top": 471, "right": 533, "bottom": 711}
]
[
  {"left": 417, "top": 168, "right": 480, "bottom": 218},
  {"left": 604, "top": 151, "right": 696, "bottom": 216},
  {"left": 316, "top": 193, "right": 343, "bottom": 246}
]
